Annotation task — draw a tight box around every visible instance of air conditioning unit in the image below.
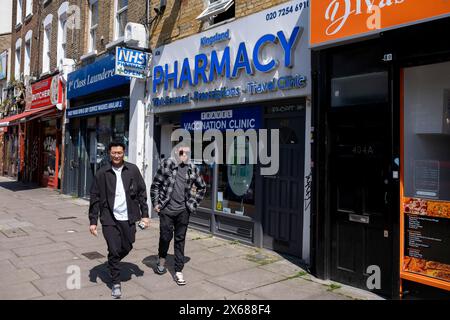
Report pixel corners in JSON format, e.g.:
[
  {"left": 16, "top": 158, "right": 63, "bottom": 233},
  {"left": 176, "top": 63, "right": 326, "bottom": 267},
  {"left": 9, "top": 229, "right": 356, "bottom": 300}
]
[{"left": 124, "top": 23, "right": 148, "bottom": 49}]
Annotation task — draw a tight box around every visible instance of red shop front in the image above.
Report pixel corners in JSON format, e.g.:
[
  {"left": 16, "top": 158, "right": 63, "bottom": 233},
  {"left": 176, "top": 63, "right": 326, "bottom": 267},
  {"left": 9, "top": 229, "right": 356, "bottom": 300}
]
[{"left": 25, "top": 75, "right": 63, "bottom": 189}]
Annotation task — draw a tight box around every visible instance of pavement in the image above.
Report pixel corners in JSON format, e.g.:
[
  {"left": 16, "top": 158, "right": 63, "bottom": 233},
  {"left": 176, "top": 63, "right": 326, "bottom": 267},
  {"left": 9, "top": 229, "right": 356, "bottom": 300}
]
[{"left": 0, "top": 176, "right": 384, "bottom": 300}]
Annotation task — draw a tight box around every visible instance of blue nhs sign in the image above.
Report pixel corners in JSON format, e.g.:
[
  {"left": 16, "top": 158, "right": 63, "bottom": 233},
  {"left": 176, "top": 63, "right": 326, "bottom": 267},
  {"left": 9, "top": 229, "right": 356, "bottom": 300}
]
[{"left": 115, "top": 47, "right": 150, "bottom": 79}]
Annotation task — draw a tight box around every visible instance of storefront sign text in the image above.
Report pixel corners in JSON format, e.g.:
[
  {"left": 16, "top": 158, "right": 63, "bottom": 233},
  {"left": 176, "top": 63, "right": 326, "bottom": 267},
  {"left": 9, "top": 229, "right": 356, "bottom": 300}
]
[
  {"left": 311, "top": 0, "right": 450, "bottom": 47},
  {"left": 153, "top": 26, "right": 302, "bottom": 93},
  {"left": 31, "top": 75, "right": 62, "bottom": 109},
  {"left": 181, "top": 106, "right": 261, "bottom": 132},
  {"left": 67, "top": 98, "right": 127, "bottom": 118},
  {"left": 115, "top": 47, "right": 151, "bottom": 79},
  {"left": 67, "top": 54, "right": 130, "bottom": 99}
]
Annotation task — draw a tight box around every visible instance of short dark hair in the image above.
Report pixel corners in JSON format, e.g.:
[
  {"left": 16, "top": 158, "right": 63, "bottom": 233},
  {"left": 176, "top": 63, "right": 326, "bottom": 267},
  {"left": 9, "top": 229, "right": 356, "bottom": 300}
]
[{"left": 108, "top": 141, "right": 126, "bottom": 152}]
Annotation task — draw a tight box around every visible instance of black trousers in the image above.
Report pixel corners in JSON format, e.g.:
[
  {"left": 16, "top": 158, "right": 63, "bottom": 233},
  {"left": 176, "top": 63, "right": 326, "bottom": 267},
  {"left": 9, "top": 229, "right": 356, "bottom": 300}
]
[
  {"left": 158, "top": 209, "right": 189, "bottom": 272},
  {"left": 102, "top": 220, "right": 136, "bottom": 285}
]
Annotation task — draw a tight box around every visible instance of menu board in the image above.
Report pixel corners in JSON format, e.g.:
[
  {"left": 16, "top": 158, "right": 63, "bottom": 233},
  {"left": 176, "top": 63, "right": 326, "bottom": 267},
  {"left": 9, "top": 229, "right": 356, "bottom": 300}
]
[{"left": 403, "top": 197, "right": 450, "bottom": 282}]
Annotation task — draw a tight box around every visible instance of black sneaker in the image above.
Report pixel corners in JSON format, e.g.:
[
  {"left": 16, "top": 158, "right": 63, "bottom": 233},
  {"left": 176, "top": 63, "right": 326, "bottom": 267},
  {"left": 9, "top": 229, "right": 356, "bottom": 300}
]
[
  {"left": 156, "top": 257, "right": 167, "bottom": 275},
  {"left": 111, "top": 284, "right": 122, "bottom": 299}
]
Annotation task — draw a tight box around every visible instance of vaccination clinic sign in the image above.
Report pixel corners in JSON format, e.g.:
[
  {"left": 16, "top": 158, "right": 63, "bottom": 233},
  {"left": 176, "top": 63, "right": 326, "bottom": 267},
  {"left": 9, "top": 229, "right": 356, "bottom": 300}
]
[{"left": 151, "top": 0, "right": 311, "bottom": 110}]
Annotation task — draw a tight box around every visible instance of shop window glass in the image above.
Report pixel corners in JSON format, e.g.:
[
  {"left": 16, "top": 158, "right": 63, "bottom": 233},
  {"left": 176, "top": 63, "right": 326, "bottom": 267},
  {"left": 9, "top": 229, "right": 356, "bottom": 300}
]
[
  {"left": 97, "top": 115, "right": 112, "bottom": 170},
  {"left": 192, "top": 138, "right": 214, "bottom": 210},
  {"left": 113, "top": 113, "right": 128, "bottom": 159},
  {"left": 43, "top": 120, "right": 57, "bottom": 180},
  {"left": 331, "top": 72, "right": 388, "bottom": 107},
  {"left": 404, "top": 61, "right": 450, "bottom": 201},
  {"left": 217, "top": 137, "right": 256, "bottom": 218}
]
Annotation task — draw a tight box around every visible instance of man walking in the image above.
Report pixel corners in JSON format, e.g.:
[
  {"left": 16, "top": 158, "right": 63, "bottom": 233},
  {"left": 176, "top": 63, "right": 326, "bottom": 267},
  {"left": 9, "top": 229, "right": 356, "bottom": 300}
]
[
  {"left": 151, "top": 143, "right": 206, "bottom": 285},
  {"left": 89, "top": 141, "right": 149, "bottom": 299}
]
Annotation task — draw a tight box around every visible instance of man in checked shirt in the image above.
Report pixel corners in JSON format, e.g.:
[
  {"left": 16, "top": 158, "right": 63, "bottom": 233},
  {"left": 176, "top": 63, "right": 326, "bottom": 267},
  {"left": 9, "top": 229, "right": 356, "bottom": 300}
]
[{"left": 150, "top": 142, "right": 206, "bottom": 285}]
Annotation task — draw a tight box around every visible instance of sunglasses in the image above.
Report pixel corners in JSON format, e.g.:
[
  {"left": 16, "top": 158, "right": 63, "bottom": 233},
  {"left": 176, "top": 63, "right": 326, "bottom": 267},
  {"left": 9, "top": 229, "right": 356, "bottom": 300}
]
[{"left": 179, "top": 150, "right": 190, "bottom": 156}]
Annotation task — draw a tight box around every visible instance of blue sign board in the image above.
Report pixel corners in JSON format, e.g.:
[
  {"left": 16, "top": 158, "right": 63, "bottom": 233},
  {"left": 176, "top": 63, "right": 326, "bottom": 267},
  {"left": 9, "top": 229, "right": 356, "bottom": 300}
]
[
  {"left": 67, "top": 98, "right": 127, "bottom": 118},
  {"left": 181, "top": 106, "right": 262, "bottom": 132},
  {"left": 115, "top": 47, "right": 150, "bottom": 79},
  {"left": 67, "top": 54, "right": 130, "bottom": 99}
]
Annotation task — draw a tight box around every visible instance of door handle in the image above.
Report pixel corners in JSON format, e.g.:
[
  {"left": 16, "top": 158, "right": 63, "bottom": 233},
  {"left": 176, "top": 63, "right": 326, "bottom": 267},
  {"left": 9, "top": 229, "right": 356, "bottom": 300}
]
[{"left": 384, "top": 191, "right": 388, "bottom": 205}]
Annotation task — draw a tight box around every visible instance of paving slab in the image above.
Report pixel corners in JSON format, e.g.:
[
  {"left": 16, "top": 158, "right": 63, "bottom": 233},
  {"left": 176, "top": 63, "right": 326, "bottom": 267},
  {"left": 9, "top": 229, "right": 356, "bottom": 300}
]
[{"left": 207, "top": 268, "right": 286, "bottom": 293}]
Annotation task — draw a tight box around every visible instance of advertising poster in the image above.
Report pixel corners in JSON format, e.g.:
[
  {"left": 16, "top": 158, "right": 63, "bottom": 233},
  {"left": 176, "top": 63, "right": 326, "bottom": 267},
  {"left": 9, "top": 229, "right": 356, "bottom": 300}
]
[{"left": 402, "top": 197, "right": 450, "bottom": 282}]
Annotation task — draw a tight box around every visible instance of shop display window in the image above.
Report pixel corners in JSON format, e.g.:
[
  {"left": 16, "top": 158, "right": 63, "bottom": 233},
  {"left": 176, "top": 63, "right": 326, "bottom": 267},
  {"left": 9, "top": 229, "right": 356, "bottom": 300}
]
[
  {"left": 404, "top": 62, "right": 450, "bottom": 201},
  {"left": 42, "top": 120, "right": 57, "bottom": 179},
  {"left": 402, "top": 61, "right": 450, "bottom": 285},
  {"left": 217, "top": 137, "right": 256, "bottom": 218}
]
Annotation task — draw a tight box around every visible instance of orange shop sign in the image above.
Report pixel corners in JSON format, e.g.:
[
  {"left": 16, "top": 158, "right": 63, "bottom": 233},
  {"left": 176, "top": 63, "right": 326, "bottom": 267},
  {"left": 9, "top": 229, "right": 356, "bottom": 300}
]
[{"left": 310, "top": 0, "right": 450, "bottom": 47}]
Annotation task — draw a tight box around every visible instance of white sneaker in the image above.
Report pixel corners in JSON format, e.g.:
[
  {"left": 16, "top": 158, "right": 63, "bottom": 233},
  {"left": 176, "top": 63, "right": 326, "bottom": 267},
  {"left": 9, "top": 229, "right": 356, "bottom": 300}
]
[{"left": 175, "top": 272, "right": 186, "bottom": 285}]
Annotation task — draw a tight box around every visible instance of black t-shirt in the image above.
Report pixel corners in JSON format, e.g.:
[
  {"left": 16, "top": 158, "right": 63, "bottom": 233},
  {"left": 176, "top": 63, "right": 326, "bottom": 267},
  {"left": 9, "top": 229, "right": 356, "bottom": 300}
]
[{"left": 164, "top": 163, "right": 188, "bottom": 215}]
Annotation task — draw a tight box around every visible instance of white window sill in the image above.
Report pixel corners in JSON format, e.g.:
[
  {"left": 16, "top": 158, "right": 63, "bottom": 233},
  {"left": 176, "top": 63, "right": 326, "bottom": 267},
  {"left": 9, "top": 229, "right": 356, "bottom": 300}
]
[
  {"left": 25, "top": 13, "right": 33, "bottom": 22},
  {"left": 105, "top": 37, "right": 125, "bottom": 51},
  {"left": 15, "top": 22, "right": 22, "bottom": 30},
  {"left": 80, "top": 50, "right": 98, "bottom": 61}
]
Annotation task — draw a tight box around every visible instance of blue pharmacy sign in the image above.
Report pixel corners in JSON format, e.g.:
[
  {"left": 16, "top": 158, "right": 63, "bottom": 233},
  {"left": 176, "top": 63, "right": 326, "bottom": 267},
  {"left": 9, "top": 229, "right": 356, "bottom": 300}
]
[
  {"left": 181, "top": 106, "right": 262, "bottom": 132},
  {"left": 67, "top": 54, "right": 130, "bottom": 99},
  {"left": 67, "top": 98, "right": 127, "bottom": 118}
]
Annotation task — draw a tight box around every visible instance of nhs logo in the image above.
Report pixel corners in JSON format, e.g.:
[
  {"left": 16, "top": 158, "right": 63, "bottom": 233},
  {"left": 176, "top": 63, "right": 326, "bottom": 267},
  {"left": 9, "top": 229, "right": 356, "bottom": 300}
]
[{"left": 115, "top": 47, "right": 151, "bottom": 79}]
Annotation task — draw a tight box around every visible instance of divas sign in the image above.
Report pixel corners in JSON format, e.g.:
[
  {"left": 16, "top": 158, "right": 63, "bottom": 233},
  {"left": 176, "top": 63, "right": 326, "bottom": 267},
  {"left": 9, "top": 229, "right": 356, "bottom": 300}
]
[{"left": 311, "top": 0, "right": 450, "bottom": 46}]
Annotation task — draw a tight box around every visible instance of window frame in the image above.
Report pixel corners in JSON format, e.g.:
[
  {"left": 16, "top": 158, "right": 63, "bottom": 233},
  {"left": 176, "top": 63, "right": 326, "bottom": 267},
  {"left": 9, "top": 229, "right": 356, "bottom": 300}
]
[
  {"left": 114, "top": 0, "right": 128, "bottom": 40},
  {"left": 196, "top": 0, "right": 234, "bottom": 22},
  {"left": 16, "top": 0, "right": 23, "bottom": 26},
  {"left": 88, "top": 0, "right": 99, "bottom": 52},
  {"left": 24, "top": 31, "right": 32, "bottom": 77},
  {"left": 15, "top": 38, "right": 22, "bottom": 80},
  {"left": 25, "top": 0, "right": 33, "bottom": 18}
]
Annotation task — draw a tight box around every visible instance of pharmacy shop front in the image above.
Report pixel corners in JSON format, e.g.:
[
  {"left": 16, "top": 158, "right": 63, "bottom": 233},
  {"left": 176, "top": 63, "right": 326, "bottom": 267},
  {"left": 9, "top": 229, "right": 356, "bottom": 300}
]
[{"left": 149, "top": 1, "right": 312, "bottom": 261}]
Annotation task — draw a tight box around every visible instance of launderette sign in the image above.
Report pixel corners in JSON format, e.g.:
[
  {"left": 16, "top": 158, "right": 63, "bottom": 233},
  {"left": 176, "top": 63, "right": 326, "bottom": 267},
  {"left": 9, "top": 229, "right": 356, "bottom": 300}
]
[
  {"left": 67, "top": 54, "right": 130, "bottom": 99},
  {"left": 151, "top": 0, "right": 311, "bottom": 110}
]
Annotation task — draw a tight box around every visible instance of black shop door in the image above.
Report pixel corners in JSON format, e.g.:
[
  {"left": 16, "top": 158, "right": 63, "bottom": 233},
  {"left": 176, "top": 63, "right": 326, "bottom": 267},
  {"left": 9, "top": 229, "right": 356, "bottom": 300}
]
[
  {"left": 262, "top": 111, "right": 305, "bottom": 258},
  {"left": 328, "top": 104, "right": 393, "bottom": 296}
]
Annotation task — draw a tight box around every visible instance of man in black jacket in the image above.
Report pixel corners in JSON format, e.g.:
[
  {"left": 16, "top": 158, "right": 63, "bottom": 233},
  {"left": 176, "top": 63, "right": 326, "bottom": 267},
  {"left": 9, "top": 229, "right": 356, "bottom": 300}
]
[
  {"left": 89, "top": 141, "right": 149, "bottom": 299},
  {"left": 151, "top": 143, "right": 206, "bottom": 285}
]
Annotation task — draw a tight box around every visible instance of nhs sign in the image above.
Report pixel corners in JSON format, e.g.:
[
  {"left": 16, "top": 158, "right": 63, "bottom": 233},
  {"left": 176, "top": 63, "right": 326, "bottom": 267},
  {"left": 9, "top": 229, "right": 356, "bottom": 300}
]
[{"left": 115, "top": 47, "right": 151, "bottom": 79}]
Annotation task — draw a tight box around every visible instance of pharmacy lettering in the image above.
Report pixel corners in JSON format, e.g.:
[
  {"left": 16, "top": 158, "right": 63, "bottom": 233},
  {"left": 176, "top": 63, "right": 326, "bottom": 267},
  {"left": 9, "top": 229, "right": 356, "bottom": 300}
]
[{"left": 151, "top": 0, "right": 311, "bottom": 108}]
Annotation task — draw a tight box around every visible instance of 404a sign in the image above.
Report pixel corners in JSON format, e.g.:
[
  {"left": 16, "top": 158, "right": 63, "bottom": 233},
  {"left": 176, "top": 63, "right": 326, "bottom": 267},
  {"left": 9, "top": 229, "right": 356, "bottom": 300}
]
[{"left": 115, "top": 47, "right": 151, "bottom": 79}]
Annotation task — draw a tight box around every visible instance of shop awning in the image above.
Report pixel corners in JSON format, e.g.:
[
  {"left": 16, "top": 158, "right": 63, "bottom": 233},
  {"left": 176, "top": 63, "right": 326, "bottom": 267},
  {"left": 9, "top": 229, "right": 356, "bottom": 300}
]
[{"left": 0, "top": 105, "right": 56, "bottom": 127}]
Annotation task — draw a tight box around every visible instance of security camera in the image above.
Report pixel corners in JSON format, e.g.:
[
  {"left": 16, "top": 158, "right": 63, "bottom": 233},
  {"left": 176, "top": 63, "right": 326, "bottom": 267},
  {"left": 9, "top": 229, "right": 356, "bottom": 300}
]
[{"left": 154, "top": 0, "right": 167, "bottom": 15}]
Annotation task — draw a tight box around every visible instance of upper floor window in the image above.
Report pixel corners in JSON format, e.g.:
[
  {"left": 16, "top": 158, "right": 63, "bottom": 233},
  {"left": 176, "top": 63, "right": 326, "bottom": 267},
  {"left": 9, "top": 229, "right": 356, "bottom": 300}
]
[
  {"left": 25, "top": 0, "right": 33, "bottom": 17},
  {"left": 16, "top": 0, "right": 23, "bottom": 25},
  {"left": 42, "top": 14, "right": 53, "bottom": 74},
  {"left": 89, "top": 0, "right": 99, "bottom": 52},
  {"left": 196, "top": 0, "right": 234, "bottom": 24},
  {"left": 24, "top": 30, "right": 32, "bottom": 76},
  {"left": 57, "top": 2, "right": 69, "bottom": 67},
  {"left": 115, "top": 0, "right": 128, "bottom": 39},
  {"left": 15, "top": 38, "right": 22, "bottom": 80}
]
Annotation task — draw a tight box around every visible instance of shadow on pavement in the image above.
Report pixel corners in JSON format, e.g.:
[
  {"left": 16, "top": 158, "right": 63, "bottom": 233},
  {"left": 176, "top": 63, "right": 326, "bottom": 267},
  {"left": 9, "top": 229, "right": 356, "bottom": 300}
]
[
  {"left": 0, "top": 180, "right": 42, "bottom": 192},
  {"left": 89, "top": 262, "right": 145, "bottom": 289}
]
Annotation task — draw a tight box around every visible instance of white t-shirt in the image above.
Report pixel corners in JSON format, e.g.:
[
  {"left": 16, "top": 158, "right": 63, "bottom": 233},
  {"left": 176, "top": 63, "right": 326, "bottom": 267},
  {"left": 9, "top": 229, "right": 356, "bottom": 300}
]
[{"left": 112, "top": 165, "right": 128, "bottom": 221}]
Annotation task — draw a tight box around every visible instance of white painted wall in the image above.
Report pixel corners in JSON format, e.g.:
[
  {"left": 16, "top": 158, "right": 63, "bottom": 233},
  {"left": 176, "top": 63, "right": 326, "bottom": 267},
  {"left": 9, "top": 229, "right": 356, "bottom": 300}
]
[{"left": 0, "top": 0, "right": 12, "bottom": 34}]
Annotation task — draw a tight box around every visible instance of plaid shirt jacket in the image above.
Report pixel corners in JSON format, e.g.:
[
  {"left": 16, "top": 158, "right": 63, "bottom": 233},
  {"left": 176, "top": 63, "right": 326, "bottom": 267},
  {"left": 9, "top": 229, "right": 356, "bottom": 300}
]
[{"left": 150, "top": 157, "right": 206, "bottom": 213}]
